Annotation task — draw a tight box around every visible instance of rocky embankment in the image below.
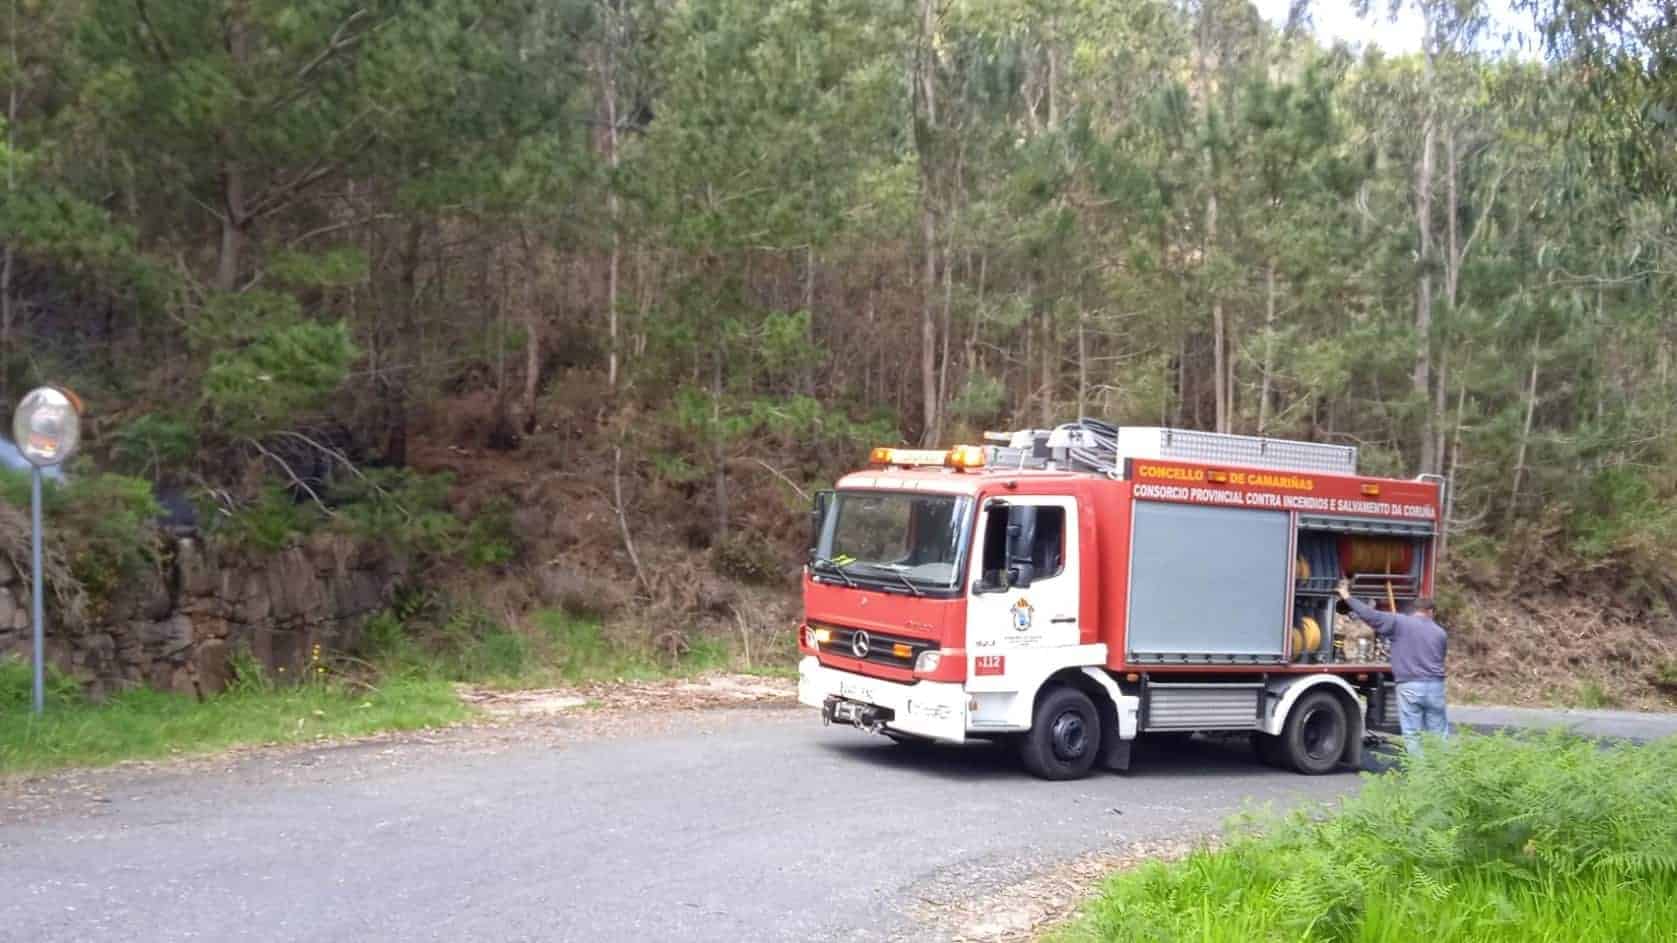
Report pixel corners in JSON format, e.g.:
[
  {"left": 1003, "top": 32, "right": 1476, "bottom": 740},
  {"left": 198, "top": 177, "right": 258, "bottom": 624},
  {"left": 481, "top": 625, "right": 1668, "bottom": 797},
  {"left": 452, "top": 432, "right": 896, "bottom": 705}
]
[{"left": 0, "top": 535, "right": 402, "bottom": 698}]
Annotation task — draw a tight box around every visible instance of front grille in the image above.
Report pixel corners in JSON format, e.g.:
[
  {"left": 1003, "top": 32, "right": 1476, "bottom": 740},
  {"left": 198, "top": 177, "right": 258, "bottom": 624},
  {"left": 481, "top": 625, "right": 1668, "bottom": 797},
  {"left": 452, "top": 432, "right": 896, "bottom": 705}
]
[{"left": 813, "top": 623, "right": 936, "bottom": 670}]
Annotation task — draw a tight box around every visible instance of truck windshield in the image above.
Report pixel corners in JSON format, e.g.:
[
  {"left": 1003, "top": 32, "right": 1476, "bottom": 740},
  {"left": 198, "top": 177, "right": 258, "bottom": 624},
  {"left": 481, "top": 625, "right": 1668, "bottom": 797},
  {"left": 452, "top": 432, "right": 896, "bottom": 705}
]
[{"left": 817, "top": 492, "right": 971, "bottom": 593}]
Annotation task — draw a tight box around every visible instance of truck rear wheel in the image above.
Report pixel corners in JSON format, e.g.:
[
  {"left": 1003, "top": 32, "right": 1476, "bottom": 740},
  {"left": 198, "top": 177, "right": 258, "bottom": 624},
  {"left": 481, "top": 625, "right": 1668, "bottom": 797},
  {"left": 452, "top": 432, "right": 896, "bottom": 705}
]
[
  {"left": 1019, "top": 687, "right": 1100, "bottom": 780},
  {"left": 1282, "top": 689, "right": 1348, "bottom": 775}
]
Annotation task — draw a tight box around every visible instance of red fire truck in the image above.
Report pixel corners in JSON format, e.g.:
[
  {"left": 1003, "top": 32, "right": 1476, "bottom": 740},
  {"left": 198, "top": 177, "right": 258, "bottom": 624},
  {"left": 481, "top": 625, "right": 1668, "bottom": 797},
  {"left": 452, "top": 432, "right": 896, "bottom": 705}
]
[{"left": 797, "top": 421, "right": 1443, "bottom": 779}]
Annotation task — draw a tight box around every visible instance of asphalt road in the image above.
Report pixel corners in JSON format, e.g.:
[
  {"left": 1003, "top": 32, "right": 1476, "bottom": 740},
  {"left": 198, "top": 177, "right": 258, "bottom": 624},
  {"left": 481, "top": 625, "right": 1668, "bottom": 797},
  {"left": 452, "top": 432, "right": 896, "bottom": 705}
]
[
  {"left": 1, "top": 709, "right": 1364, "bottom": 943},
  {"left": 1451, "top": 704, "right": 1677, "bottom": 742},
  {"left": 6, "top": 703, "right": 1671, "bottom": 943}
]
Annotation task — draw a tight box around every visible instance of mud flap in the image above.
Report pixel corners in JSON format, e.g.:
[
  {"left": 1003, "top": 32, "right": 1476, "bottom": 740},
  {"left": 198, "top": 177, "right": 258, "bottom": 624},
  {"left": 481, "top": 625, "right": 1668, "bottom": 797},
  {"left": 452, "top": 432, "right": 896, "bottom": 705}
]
[
  {"left": 1102, "top": 737, "right": 1133, "bottom": 772},
  {"left": 1341, "top": 700, "right": 1365, "bottom": 770}
]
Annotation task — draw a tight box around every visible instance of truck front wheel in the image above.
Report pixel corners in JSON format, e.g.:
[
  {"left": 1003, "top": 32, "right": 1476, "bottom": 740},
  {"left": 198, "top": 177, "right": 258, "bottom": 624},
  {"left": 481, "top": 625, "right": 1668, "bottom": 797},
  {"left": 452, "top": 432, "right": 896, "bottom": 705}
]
[
  {"left": 1281, "top": 689, "right": 1349, "bottom": 775},
  {"left": 1019, "top": 687, "right": 1101, "bottom": 780}
]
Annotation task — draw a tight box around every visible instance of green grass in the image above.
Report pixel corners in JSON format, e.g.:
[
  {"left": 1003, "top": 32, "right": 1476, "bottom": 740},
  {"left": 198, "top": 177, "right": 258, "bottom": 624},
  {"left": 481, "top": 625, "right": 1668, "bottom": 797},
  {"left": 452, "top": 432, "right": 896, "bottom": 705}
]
[
  {"left": 1, "top": 658, "right": 466, "bottom": 775},
  {"left": 1573, "top": 678, "right": 1619, "bottom": 709},
  {"left": 1056, "top": 732, "right": 1677, "bottom": 942},
  {"left": 367, "top": 607, "right": 742, "bottom": 688},
  {"left": 1, "top": 604, "right": 779, "bottom": 774}
]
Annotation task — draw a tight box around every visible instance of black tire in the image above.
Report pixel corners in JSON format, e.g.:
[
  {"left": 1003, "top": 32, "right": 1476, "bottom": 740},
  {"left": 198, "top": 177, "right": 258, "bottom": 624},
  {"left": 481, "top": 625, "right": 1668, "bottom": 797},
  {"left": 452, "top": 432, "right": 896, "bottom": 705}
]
[
  {"left": 1282, "top": 690, "right": 1349, "bottom": 775},
  {"left": 1019, "top": 686, "right": 1101, "bottom": 780}
]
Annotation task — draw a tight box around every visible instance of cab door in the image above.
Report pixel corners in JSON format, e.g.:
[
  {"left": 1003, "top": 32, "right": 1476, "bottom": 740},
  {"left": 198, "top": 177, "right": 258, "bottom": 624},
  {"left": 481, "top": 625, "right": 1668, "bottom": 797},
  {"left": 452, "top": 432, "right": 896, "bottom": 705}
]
[{"left": 965, "top": 495, "right": 1081, "bottom": 687}]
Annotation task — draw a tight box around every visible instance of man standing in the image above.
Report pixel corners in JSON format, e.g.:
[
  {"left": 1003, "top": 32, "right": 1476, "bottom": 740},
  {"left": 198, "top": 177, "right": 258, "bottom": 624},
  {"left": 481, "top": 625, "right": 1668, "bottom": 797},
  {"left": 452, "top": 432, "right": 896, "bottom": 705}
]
[{"left": 1336, "top": 579, "right": 1449, "bottom": 755}]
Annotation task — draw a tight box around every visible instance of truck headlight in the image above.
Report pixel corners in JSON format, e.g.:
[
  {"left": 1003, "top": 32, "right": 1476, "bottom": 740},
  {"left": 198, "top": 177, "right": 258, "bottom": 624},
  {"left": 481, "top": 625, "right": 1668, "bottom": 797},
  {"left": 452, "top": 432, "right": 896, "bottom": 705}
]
[{"left": 914, "top": 650, "right": 942, "bottom": 674}]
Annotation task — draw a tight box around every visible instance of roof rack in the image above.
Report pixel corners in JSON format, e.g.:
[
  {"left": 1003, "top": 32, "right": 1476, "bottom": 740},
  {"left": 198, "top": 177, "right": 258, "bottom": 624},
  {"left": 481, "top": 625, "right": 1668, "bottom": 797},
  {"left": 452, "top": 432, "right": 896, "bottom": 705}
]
[{"left": 980, "top": 420, "right": 1358, "bottom": 477}]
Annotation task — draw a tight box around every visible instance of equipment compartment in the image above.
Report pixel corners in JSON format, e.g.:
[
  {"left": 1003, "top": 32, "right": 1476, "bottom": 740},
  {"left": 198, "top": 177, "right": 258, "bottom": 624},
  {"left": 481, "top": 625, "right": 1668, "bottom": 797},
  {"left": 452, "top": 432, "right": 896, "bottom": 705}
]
[{"left": 1292, "top": 527, "right": 1428, "bottom": 665}]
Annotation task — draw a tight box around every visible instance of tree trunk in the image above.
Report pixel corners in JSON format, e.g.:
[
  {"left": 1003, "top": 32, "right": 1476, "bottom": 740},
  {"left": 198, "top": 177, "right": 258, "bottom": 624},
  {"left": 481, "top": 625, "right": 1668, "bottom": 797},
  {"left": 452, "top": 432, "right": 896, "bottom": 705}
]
[
  {"left": 0, "top": 241, "right": 11, "bottom": 405},
  {"left": 803, "top": 245, "right": 817, "bottom": 397},
  {"left": 513, "top": 233, "right": 540, "bottom": 434},
  {"left": 1442, "top": 376, "right": 1468, "bottom": 560},
  {"left": 920, "top": 219, "right": 939, "bottom": 444},
  {"left": 1257, "top": 258, "right": 1277, "bottom": 434},
  {"left": 1434, "top": 352, "right": 1449, "bottom": 476},
  {"left": 1414, "top": 41, "right": 1438, "bottom": 474},
  {"left": 1435, "top": 125, "right": 1459, "bottom": 473},
  {"left": 1507, "top": 329, "right": 1541, "bottom": 527},
  {"left": 216, "top": 192, "right": 245, "bottom": 292},
  {"left": 1444, "top": 127, "right": 1460, "bottom": 307},
  {"left": 1046, "top": 40, "right": 1059, "bottom": 131},
  {"left": 936, "top": 223, "right": 953, "bottom": 440},
  {"left": 602, "top": 10, "right": 621, "bottom": 394},
  {"left": 914, "top": 0, "right": 939, "bottom": 445},
  {"left": 1076, "top": 307, "right": 1088, "bottom": 418},
  {"left": 522, "top": 304, "right": 541, "bottom": 434},
  {"left": 1196, "top": 2, "right": 1227, "bottom": 434},
  {"left": 1040, "top": 300, "right": 1053, "bottom": 426},
  {"left": 216, "top": 4, "right": 250, "bottom": 293},
  {"left": 1022, "top": 275, "right": 1034, "bottom": 419},
  {"left": 2, "top": 11, "right": 16, "bottom": 404},
  {"left": 1208, "top": 189, "right": 1227, "bottom": 433},
  {"left": 1594, "top": 285, "right": 1605, "bottom": 426},
  {"left": 713, "top": 342, "right": 729, "bottom": 541},
  {"left": 1175, "top": 329, "right": 1188, "bottom": 428},
  {"left": 966, "top": 251, "right": 986, "bottom": 373},
  {"left": 384, "top": 220, "right": 425, "bottom": 466}
]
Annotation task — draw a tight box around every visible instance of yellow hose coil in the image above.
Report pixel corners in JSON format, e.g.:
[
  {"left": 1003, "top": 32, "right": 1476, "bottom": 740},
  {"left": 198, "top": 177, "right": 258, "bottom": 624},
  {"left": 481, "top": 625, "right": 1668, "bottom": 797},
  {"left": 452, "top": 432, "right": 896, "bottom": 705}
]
[{"left": 1300, "top": 616, "right": 1321, "bottom": 652}]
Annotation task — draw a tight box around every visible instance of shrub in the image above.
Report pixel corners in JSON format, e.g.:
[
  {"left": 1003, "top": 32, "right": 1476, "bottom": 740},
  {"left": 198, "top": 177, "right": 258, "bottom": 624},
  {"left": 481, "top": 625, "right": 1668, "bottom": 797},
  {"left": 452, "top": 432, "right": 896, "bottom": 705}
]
[
  {"left": 462, "top": 498, "right": 520, "bottom": 569},
  {"left": 197, "top": 291, "right": 358, "bottom": 438},
  {"left": 58, "top": 473, "right": 162, "bottom": 601},
  {"left": 0, "top": 471, "right": 161, "bottom": 608},
  {"left": 0, "top": 655, "right": 84, "bottom": 711},
  {"left": 224, "top": 649, "right": 272, "bottom": 696},
  {"left": 455, "top": 628, "right": 530, "bottom": 679},
  {"left": 221, "top": 485, "right": 322, "bottom": 552},
  {"left": 1654, "top": 660, "right": 1677, "bottom": 695},
  {"left": 1066, "top": 732, "right": 1677, "bottom": 943},
  {"left": 535, "top": 567, "right": 631, "bottom": 620},
  {"left": 1575, "top": 678, "right": 1618, "bottom": 709},
  {"left": 713, "top": 533, "right": 782, "bottom": 585},
  {"left": 1569, "top": 466, "right": 1677, "bottom": 582},
  {"left": 333, "top": 467, "right": 461, "bottom": 557},
  {"left": 110, "top": 413, "right": 198, "bottom": 480}
]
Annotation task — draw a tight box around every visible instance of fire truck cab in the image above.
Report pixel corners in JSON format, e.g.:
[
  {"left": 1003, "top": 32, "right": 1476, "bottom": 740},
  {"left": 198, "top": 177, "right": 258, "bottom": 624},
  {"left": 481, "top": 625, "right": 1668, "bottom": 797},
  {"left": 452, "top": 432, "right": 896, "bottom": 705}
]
[{"left": 797, "top": 421, "right": 1443, "bottom": 780}]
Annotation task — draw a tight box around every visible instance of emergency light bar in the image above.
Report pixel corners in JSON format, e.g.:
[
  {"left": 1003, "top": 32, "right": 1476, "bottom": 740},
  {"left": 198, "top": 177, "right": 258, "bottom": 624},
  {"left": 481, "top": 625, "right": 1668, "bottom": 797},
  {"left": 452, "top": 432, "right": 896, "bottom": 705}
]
[{"left": 868, "top": 446, "right": 988, "bottom": 470}]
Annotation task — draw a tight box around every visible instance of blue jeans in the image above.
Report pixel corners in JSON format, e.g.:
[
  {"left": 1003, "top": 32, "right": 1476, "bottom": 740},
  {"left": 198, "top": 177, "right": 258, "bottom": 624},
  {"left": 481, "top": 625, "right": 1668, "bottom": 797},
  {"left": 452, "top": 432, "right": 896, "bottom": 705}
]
[{"left": 1397, "top": 679, "right": 1449, "bottom": 755}]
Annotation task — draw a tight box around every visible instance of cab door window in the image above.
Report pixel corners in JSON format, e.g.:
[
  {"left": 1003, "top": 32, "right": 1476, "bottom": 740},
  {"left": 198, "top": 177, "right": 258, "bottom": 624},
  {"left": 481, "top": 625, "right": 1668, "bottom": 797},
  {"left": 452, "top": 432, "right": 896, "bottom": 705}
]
[{"left": 978, "top": 505, "right": 1066, "bottom": 585}]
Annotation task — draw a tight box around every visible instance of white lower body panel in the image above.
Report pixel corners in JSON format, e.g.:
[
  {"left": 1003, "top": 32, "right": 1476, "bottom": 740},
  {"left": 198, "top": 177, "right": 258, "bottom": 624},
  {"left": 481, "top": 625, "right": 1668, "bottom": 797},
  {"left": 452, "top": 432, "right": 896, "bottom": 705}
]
[{"left": 797, "top": 656, "right": 967, "bottom": 743}]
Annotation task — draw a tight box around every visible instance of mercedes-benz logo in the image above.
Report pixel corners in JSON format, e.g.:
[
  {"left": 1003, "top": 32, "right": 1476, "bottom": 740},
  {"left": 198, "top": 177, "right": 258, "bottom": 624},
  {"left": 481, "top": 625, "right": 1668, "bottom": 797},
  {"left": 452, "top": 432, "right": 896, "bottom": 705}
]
[{"left": 850, "top": 630, "right": 871, "bottom": 659}]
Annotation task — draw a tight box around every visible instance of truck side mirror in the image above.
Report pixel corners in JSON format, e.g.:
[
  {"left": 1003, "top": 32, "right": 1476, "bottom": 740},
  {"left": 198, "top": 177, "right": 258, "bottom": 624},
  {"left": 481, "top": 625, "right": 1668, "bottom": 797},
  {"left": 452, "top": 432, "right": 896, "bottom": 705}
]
[
  {"left": 1006, "top": 505, "right": 1038, "bottom": 589},
  {"left": 809, "top": 490, "right": 834, "bottom": 557}
]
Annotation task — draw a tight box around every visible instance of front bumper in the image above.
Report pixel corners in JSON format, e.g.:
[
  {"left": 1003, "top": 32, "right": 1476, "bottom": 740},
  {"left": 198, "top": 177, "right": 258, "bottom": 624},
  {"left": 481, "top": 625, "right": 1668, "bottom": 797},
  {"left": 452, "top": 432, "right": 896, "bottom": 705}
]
[{"left": 797, "top": 656, "right": 967, "bottom": 743}]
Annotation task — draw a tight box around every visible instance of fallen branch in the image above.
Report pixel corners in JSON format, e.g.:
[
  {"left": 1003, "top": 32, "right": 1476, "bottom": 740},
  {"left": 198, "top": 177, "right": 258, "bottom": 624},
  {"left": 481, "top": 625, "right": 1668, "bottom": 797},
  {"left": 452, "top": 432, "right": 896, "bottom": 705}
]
[
  {"left": 739, "top": 457, "right": 809, "bottom": 501},
  {"left": 732, "top": 606, "right": 753, "bottom": 671},
  {"left": 245, "top": 437, "right": 335, "bottom": 517},
  {"left": 612, "top": 445, "right": 650, "bottom": 596}
]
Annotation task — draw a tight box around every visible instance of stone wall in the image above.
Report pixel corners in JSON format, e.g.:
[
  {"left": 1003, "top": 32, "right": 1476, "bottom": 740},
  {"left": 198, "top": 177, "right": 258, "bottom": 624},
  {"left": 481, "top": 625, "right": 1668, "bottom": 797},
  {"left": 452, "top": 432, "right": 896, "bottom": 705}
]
[{"left": 0, "top": 533, "right": 405, "bottom": 698}]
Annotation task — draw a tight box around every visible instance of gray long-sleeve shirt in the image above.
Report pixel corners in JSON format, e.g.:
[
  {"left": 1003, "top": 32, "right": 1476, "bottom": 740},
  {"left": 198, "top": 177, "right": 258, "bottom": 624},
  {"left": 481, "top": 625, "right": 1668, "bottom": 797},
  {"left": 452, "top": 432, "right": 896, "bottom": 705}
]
[{"left": 1347, "top": 597, "right": 1447, "bottom": 683}]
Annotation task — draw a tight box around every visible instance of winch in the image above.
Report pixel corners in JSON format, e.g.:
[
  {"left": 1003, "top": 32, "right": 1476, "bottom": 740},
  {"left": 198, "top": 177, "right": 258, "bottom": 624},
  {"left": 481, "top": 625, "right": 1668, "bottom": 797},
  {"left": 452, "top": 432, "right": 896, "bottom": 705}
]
[{"left": 822, "top": 696, "right": 892, "bottom": 733}]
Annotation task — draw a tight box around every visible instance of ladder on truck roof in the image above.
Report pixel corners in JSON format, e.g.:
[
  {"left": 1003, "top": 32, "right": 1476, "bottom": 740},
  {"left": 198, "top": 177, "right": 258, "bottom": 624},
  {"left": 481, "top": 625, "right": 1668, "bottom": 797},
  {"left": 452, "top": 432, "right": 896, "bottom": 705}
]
[{"left": 983, "top": 420, "right": 1359, "bottom": 478}]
